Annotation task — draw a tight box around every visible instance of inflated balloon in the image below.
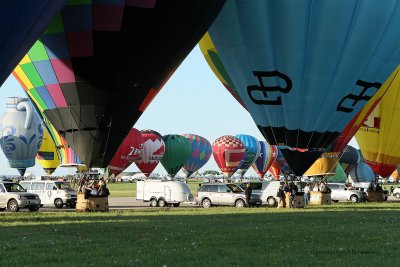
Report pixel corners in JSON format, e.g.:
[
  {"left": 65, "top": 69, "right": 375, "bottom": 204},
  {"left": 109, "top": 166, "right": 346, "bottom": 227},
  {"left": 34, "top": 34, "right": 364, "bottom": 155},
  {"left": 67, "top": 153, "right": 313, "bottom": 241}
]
[
  {"left": 252, "top": 142, "right": 277, "bottom": 178},
  {"left": 37, "top": 127, "right": 60, "bottom": 175},
  {"left": 304, "top": 153, "right": 338, "bottom": 176},
  {"left": 108, "top": 128, "right": 143, "bottom": 176},
  {"left": 235, "top": 134, "right": 260, "bottom": 175},
  {"left": 0, "top": 97, "right": 43, "bottom": 175},
  {"left": 339, "top": 145, "right": 360, "bottom": 173},
  {"left": 348, "top": 163, "right": 375, "bottom": 183},
  {"left": 205, "top": 0, "right": 400, "bottom": 159},
  {"left": 326, "top": 164, "right": 347, "bottom": 183},
  {"left": 13, "top": 0, "right": 226, "bottom": 167},
  {"left": 134, "top": 130, "right": 165, "bottom": 177},
  {"left": 280, "top": 148, "right": 322, "bottom": 176},
  {"left": 0, "top": 0, "right": 65, "bottom": 86},
  {"left": 391, "top": 168, "right": 400, "bottom": 182},
  {"left": 161, "top": 135, "right": 191, "bottom": 178},
  {"left": 355, "top": 68, "right": 400, "bottom": 177},
  {"left": 182, "top": 134, "right": 212, "bottom": 178},
  {"left": 269, "top": 146, "right": 292, "bottom": 179},
  {"left": 212, "top": 135, "right": 245, "bottom": 177}
]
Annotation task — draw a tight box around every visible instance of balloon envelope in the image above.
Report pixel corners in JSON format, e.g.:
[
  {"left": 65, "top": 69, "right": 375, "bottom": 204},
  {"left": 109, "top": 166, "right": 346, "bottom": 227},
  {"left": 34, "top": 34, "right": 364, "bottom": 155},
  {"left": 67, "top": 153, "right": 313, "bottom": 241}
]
[
  {"left": 13, "top": 0, "right": 226, "bottom": 167},
  {"left": 161, "top": 135, "right": 191, "bottom": 178},
  {"left": 182, "top": 134, "right": 212, "bottom": 177},
  {"left": 235, "top": 134, "right": 260, "bottom": 175},
  {"left": 134, "top": 130, "right": 164, "bottom": 177},
  {"left": 304, "top": 153, "right": 338, "bottom": 176},
  {"left": 348, "top": 163, "right": 375, "bottom": 183},
  {"left": 37, "top": 127, "right": 60, "bottom": 175},
  {"left": 326, "top": 164, "right": 347, "bottom": 183},
  {"left": 206, "top": 0, "right": 400, "bottom": 150},
  {"left": 212, "top": 135, "right": 245, "bottom": 178},
  {"left": 0, "top": 0, "right": 65, "bottom": 86},
  {"left": 252, "top": 142, "right": 277, "bottom": 178},
  {"left": 108, "top": 128, "right": 143, "bottom": 176}
]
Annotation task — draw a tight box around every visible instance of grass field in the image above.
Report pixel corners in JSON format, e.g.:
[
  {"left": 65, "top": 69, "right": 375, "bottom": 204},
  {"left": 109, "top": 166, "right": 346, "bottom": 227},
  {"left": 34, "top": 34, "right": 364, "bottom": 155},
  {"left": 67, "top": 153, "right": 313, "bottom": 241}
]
[{"left": 1, "top": 203, "right": 400, "bottom": 266}]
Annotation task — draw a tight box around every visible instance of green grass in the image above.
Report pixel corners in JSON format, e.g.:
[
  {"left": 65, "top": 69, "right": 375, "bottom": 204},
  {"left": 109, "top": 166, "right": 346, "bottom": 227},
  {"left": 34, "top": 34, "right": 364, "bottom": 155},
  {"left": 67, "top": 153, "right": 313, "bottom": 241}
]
[{"left": 1, "top": 203, "right": 400, "bottom": 266}]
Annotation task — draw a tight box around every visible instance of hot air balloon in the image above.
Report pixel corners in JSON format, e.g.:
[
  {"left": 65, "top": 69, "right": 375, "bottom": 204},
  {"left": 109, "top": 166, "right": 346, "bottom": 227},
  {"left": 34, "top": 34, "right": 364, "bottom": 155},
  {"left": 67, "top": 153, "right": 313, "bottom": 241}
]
[
  {"left": 212, "top": 135, "right": 245, "bottom": 178},
  {"left": 355, "top": 68, "right": 400, "bottom": 177},
  {"left": 37, "top": 127, "right": 60, "bottom": 175},
  {"left": 326, "top": 164, "right": 347, "bottom": 183},
  {"left": 161, "top": 135, "right": 191, "bottom": 178},
  {"left": 304, "top": 153, "right": 338, "bottom": 177},
  {"left": 0, "top": 0, "right": 65, "bottom": 87},
  {"left": 12, "top": 0, "right": 226, "bottom": 167},
  {"left": 0, "top": 97, "right": 43, "bottom": 175},
  {"left": 134, "top": 130, "right": 165, "bottom": 177},
  {"left": 252, "top": 142, "right": 277, "bottom": 179},
  {"left": 269, "top": 146, "right": 292, "bottom": 179},
  {"left": 202, "top": 0, "right": 400, "bottom": 175},
  {"left": 235, "top": 134, "right": 261, "bottom": 176},
  {"left": 339, "top": 145, "right": 360, "bottom": 174},
  {"left": 391, "top": 167, "right": 400, "bottom": 182},
  {"left": 108, "top": 128, "right": 143, "bottom": 176},
  {"left": 182, "top": 134, "right": 212, "bottom": 178},
  {"left": 348, "top": 163, "right": 376, "bottom": 184}
]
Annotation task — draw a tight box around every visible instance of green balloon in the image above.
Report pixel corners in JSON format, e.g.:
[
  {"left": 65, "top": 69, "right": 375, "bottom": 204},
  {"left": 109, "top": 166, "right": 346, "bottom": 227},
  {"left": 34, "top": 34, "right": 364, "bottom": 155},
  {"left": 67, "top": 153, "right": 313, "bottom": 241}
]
[
  {"left": 161, "top": 135, "right": 192, "bottom": 178},
  {"left": 326, "top": 164, "right": 347, "bottom": 183}
]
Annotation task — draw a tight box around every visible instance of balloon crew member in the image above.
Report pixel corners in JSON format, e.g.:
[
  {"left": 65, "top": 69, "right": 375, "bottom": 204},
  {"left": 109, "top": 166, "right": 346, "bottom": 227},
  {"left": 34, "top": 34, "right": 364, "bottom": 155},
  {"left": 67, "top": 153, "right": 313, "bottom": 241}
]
[{"left": 244, "top": 183, "right": 252, "bottom": 207}]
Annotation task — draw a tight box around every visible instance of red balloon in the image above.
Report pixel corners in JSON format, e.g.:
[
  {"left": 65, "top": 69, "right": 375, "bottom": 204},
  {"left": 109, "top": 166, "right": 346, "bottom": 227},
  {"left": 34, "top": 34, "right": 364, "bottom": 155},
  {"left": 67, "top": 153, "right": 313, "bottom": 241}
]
[
  {"left": 108, "top": 128, "right": 144, "bottom": 176},
  {"left": 133, "top": 130, "right": 165, "bottom": 177},
  {"left": 212, "top": 135, "right": 245, "bottom": 178}
]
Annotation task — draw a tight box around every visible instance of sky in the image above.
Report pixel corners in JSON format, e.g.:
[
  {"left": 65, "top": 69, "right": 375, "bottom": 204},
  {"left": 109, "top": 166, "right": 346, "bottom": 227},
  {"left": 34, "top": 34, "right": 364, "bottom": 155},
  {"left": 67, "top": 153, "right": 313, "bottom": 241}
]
[{"left": 0, "top": 45, "right": 359, "bottom": 177}]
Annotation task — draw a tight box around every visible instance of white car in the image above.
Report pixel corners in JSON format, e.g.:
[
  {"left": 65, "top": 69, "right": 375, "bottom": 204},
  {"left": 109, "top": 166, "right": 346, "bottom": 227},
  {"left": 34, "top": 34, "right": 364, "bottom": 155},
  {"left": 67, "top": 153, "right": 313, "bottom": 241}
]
[
  {"left": 393, "top": 186, "right": 400, "bottom": 198},
  {"left": 328, "top": 183, "right": 367, "bottom": 203},
  {"left": 0, "top": 182, "right": 41, "bottom": 212}
]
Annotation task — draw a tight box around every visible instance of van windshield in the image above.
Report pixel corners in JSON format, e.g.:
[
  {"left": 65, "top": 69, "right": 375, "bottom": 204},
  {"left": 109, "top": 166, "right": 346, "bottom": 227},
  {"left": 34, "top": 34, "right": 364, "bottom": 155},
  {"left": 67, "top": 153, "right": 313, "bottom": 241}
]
[{"left": 55, "top": 182, "right": 71, "bottom": 190}]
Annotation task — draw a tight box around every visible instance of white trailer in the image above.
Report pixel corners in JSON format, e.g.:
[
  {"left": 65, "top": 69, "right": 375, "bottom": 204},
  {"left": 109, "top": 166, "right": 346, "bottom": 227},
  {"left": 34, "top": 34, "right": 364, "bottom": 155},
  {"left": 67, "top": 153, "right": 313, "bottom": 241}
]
[{"left": 136, "top": 180, "right": 194, "bottom": 207}]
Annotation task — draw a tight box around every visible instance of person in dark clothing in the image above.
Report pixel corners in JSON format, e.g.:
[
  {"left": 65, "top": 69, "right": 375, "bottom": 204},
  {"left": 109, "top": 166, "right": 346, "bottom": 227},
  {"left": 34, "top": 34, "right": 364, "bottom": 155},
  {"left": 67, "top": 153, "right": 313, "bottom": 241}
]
[
  {"left": 289, "top": 182, "right": 298, "bottom": 208},
  {"left": 244, "top": 183, "right": 252, "bottom": 207}
]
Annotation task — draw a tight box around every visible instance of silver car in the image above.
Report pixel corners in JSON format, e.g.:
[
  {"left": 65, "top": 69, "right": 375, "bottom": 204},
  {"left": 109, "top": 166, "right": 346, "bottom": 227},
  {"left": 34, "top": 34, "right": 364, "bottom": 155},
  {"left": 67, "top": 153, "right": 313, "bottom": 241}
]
[
  {"left": 0, "top": 182, "right": 41, "bottom": 212},
  {"left": 328, "top": 183, "right": 367, "bottom": 203},
  {"left": 195, "top": 183, "right": 261, "bottom": 208}
]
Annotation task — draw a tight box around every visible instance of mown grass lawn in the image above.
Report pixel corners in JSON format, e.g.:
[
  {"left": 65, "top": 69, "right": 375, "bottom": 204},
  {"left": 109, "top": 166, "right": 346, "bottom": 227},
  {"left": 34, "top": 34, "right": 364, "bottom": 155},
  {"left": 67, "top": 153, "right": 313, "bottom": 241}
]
[{"left": 1, "top": 203, "right": 400, "bottom": 266}]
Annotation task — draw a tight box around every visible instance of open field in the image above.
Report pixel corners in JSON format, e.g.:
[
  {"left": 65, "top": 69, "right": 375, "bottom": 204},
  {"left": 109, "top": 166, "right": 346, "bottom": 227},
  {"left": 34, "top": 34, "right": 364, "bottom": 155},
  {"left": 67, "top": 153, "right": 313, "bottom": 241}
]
[{"left": 1, "top": 203, "right": 400, "bottom": 266}]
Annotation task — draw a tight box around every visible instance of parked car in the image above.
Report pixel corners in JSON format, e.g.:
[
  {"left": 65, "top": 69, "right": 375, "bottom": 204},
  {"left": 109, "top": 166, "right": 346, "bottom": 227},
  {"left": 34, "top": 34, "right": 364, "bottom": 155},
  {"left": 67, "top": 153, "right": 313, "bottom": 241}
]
[
  {"left": 196, "top": 183, "right": 261, "bottom": 208},
  {"left": 392, "top": 186, "right": 400, "bottom": 199},
  {"left": 328, "top": 183, "right": 367, "bottom": 203},
  {"left": 20, "top": 180, "right": 77, "bottom": 208},
  {"left": 0, "top": 182, "right": 41, "bottom": 212},
  {"left": 137, "top": 180, "right": 194, "bottom": 207},
  {"left": 238, "top": 181, "right": 281, "bottom": 206}
]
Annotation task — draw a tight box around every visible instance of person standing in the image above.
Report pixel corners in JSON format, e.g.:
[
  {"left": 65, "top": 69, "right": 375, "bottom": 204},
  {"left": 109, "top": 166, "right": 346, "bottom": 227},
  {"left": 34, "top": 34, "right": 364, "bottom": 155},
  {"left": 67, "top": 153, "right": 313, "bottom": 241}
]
[
  {"left": 244, "top": 183, "right": 252, "bottom": 207},
  {"left": 303, "top": 183, "right": 310, "bottom": 205},
  {"left": 276, "top": 185, "right": 285, "bottom": 208}
]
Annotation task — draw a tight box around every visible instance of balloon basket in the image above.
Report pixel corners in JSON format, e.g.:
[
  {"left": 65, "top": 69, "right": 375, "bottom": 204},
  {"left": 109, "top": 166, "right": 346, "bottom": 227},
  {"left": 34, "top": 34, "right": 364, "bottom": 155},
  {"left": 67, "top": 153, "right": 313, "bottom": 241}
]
[
  {"left": 367, "top": 191, "right": 384, "bottom": 202},
  {"left": 309, "top": 191, "right": 331, "bottom": 205},
  {"left": 76, "top": 193, "right": 109, "bottom": 212},
  {"left": 294, "top": 195, "right": 304, "bottom": 208}
]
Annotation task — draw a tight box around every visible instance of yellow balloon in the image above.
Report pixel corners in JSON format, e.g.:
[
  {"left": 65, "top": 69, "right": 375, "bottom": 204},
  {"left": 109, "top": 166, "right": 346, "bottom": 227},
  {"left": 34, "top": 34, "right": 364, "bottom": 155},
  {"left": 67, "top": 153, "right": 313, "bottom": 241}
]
[{"left": 37, "top": 127, "right": 60, "bottom": 175}]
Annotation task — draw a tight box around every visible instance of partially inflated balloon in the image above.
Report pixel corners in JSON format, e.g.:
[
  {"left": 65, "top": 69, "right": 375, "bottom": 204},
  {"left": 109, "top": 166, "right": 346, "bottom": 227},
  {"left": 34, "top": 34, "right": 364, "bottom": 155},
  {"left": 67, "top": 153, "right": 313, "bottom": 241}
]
[
  {"left": 108, "top": 128, "right": 143, "bottom": 176},
  {"left": 348, "top": 163, "right": 375, "bottom": 183},
  {"left": 37, "top": 127, "right": 60, "bottom": 175},
  {"left": 134, "top": 130, "right": 164, "bottom": 177},
  {"left": 326, "top": 164, "right": 347, "bottom": 183},
  {"left": 13, "top": 0, "right": 226, "bottom": 167},
  {"left": 205, "top": 0, "right": 400, "bottom": 163},
  {"left": 161, "top": 135, "right": 191, "bottom": 178},
  {"left": 339, "top": 145, "right": 360, "bottom": 173},
  {"left": 304, "top": 153, "right": 338, "bottom": 176},
  {"left": 0, "top": 0, "right": 65, "bottom": 86},
  {"left": 235, "top": 134, "right": 260, "bottom": 175},
  {"left": 269, "top": 146, "right": 292, "bottom": 179},
  {"left": 355, "top": 68, "right": 400, "bottom": 177},
  {"left": 212, "top": 135, "right": 245, "bottom": 178},
  {"left": 252, "top": 142, "right": 277, "bottom": 178},
  {"left": 182, "top": 134, "right": 212, "bottom": 178}
]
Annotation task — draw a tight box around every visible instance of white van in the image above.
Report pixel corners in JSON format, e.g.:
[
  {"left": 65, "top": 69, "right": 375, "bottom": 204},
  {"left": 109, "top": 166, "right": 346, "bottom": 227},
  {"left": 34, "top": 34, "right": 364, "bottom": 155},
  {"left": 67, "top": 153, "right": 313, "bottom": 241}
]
[
  {"left": 20, "top": 180, "right": 77, "bottom": 208},
  {"left": 239, "top": 181, "right": 282, "bottom": 206},
  {"left": 137, "top": 180, "right": 194, "bottom": 207}
]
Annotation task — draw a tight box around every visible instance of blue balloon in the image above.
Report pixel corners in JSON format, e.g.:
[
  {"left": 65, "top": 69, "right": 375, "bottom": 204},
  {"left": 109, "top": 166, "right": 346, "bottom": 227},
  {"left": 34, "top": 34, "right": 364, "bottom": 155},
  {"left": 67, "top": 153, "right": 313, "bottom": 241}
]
[
  {"left": 348, "top": 162, "right": 375, "bottom": 183},
  {"left": 235, "top": 134, "right": 261, "bottom": 175}
]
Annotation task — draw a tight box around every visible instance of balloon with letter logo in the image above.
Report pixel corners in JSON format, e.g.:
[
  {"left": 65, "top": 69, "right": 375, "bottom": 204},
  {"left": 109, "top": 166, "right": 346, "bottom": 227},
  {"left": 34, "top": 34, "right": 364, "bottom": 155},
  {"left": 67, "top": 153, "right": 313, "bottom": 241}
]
[
  {"left": 108, "top": 128, "right": 143, "bottom": 176},
  {"left": 252, "top": 142, "right": 277, "bottom": 179},
  {"left": 161, "top": 135, "right": 191, "bottom": 178},
  {"left": 182, "top": 134, "right": 212, "bottom": 178},
  {"left": 212, "top": 135, "right": 245, "bottom": 178},
  {"left": 134, "top": 130, "right": 165, "bottom": 177}
]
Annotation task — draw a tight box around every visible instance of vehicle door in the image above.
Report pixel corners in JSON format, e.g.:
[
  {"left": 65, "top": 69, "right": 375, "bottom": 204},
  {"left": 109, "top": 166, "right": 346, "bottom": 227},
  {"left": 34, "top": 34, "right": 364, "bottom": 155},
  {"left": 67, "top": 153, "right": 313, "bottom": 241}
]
[
  {"left": 217, "top": 185, "right": 234, "bottom": 205},
  {"left": 164, "top": 186, "right": 171, "bottom": 201},
  {"left": 336, "top": 184, "right": 347, "bottom": 200},
  {"left": 31, "top": 182, "right": 47, "bottom": 204},
  {"left": 46, "top": 182, "right": 58, "bottom": 203},
  {"left": 329, "top": 184, "right": 338, "bottom": 200},
  {"left": 0, "top": 184, "right": 6, "bottom": 207},
  {"left": 207, "top": 185, "right": 219, "bottom": 204}
]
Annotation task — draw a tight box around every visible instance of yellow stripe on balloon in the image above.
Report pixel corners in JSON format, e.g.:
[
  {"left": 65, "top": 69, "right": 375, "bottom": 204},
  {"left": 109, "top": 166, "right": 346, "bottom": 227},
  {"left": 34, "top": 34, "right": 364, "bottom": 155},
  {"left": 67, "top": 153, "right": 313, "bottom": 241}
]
[{"left": 13, "top": 65, "right": 34, "bottom": 90}]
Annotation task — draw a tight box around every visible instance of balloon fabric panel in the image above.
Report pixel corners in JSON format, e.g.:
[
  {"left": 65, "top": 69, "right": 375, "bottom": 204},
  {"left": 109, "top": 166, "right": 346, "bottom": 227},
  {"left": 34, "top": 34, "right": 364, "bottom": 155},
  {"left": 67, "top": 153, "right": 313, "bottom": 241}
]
[
  {"left": 235, "top": 134, "right": 261, "bottom": 175},
  {"left": 182, "top": 134, "right": 212, "bottom": 177},
  {"left": 134, "top": 130, "right": 164, "bottom": 177},
  {"left": 161, "top": 135, "right": 191, "bottom": 178},
  {"left": 212, "top": 135, "right": 245, "bottom": 177},
  {"left": 13, "top": 0, "right": 226, "bottom": 167},
  {"left": 252, "top": 142, "right": 277, "bottom": 178}
]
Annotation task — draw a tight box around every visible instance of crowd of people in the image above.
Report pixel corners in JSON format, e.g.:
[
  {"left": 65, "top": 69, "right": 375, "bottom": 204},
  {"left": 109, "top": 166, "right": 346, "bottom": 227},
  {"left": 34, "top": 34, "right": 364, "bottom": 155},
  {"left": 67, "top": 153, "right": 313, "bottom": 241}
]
[
  {"left": 78, "top": 176, "right": 110, "bottom": 199},
  {"left": 277, "top": 181, "right": 331, "bottom": 208}
]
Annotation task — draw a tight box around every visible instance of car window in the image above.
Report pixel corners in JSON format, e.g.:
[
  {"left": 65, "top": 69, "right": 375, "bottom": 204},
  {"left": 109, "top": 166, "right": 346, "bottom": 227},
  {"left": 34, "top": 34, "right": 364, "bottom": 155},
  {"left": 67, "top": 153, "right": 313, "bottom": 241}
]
[
  {"left": 218, "top": 185, "right": 229, "bottom": 192},
  {"left": 227, "top": 184, "right": 243, "bottom": 193},
  {"left": 329, "top": 184, "right": 337, "bottom": 190},
  {"left": 32, "top": 182, "right": 45, "bottom": 190},
  {"left": 251, "top": 183, "right": 262, "bottom": 190},
  {"left": 338, "top": 185, "right": 345, "bottom": 190},
  {"left": 46, "top": 183, "right": 57, "bottom": 190},
  {"left": 4, "top": 183, "right": 26, "bottom": 192},
  {"left": 20, "top": 182, "right": 31, "bottom": 190},
  {"left": 209, "top": 185, "right": 218, "bottom": 192},
  {"left": 0, "top": 184, "right": 5, "bottom": 192},
  {"left": 200, "top": 185, "right": 210, "bottom": 192}
]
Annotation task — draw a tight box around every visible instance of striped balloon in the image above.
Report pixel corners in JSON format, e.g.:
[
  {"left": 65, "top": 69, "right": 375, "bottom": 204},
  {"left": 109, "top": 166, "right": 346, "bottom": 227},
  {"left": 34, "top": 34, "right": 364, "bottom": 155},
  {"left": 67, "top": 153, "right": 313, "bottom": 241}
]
[
  {"left": 252, "top": 142, "right": 277, "bottom": 179},
  {"left": 182, "top": 134, "right": 212, "bottom": 178},
  {"left": 235, "top": 134, "right": 261, "bottom": 176}
]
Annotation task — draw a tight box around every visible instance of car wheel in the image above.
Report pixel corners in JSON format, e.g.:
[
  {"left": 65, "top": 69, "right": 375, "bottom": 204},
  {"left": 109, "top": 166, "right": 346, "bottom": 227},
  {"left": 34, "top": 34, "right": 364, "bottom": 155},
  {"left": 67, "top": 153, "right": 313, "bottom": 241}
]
[
  {"left": 350, "top": 195, "right": 359, "bottom": 203},
  {"left": 158, "top": 199, "right": 166, "bottom": 207},
  {"left": 173, "top": 203, "right": 180, "bottom": 207},
  {"left": 395, "top": 193, "right": 400, "bottom": 199},
  {"left": 29, "top": 206, "right": 39, "bottom": 212},
  {"left": 235, "top": 199, "right": 245, "bottom": 208},
  {"left": 201, "top": 198, "right": 211, "bottom": 208},
  {"left": 7, "top": 199, "right": 19, "bottom": 212},
  {"left": 54, "top": 198, "right": 64, "bottom": 209},
  {"left": 150, "top": 198, "right": 158, "bottom": 207},
  {"left": 267, "top": 197, "right": 276, "bottom": 207}
]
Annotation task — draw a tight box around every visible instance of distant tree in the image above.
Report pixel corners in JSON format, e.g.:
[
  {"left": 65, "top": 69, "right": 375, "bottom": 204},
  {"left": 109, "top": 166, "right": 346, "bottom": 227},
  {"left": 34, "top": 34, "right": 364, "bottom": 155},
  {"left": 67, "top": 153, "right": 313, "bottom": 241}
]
[{"left": 203, "top": 170, "right": 220, "bottom": 175}]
